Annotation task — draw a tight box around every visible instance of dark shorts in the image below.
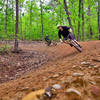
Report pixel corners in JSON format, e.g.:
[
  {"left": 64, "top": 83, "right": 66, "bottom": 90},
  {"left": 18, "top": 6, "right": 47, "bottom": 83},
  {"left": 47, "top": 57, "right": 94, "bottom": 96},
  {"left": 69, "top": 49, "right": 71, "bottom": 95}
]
[{"left": 63, "top": 33, "right": 75, "bottom": 41}]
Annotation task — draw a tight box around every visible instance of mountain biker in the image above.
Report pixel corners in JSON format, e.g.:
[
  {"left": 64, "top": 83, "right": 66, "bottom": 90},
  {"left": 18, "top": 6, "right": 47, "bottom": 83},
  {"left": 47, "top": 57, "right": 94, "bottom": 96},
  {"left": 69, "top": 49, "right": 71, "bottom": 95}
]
[
  {"left": 45, "top": 35, "right": 51, "bottom": 46},
  {"left": 57, "top": 25, "right": 81, "bottom": 47}
]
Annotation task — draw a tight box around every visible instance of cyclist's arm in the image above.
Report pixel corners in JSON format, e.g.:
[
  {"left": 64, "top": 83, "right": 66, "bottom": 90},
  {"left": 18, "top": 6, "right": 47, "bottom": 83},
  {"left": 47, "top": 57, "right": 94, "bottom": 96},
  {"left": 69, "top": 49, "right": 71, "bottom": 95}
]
[
  {"left": 58, "top": 31, "right": 63, "bottom": 42},
  {"left": 58, "top": 31, "right": 61, "bottom": 39}
]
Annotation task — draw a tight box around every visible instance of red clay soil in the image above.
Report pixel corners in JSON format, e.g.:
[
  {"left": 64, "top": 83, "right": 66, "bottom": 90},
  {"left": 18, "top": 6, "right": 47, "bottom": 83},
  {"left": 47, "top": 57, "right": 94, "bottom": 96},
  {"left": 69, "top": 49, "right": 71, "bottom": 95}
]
[{"left": 0, "top": 40, "right": 100, "bottom": 100}]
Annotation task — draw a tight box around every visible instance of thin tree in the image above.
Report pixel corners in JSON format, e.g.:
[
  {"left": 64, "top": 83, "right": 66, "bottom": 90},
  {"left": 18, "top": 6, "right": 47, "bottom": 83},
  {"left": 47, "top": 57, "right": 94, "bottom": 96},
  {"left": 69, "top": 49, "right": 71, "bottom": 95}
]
[
  {"left": 98, "top": 0, "right": 100, "bottom": 39},
  {"left": 63, "top": 0, "right": 73, "bottom": 33},
  {"left": 14, "top": 0, "right": 19, "bottom": 52},
  {"left": 40, "top": 0, "right": 44, "bottom": 40},
  {"left": 82, "top": 0, "right": 85, "bottom": 41},
  {"left": 77, "top": 0, "right": 81, "bottom": 41},
  {"left": 88, "top": 3, "right": 93, "bottom": 40}
]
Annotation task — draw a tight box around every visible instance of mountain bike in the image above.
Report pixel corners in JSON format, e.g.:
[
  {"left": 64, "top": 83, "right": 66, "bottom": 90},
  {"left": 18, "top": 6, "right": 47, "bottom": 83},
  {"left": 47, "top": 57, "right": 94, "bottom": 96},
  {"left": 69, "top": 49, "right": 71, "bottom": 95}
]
[
  {"left": 45, "top": 35, "right": 57, "bottom": 46},
  {"left": 66, "top": 39, "right": 82, "bottom": 52}
]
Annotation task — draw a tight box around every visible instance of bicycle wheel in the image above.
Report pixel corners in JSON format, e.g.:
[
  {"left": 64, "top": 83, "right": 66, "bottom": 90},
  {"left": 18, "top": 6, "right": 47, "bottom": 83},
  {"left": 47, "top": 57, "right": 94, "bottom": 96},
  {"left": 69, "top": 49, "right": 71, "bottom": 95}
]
[{"left": 70, "top": 40, "right": 82, "bottom": 52}]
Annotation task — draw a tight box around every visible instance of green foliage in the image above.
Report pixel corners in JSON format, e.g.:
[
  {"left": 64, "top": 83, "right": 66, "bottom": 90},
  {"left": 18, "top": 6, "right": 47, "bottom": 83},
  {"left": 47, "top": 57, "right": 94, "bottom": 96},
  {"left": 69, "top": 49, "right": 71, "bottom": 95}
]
[
  {"left": 0, "top": 45, "right": 11, "bottom": 54},
  {"left": 0, "top": 0, "right": 99, "bottom": 41}
]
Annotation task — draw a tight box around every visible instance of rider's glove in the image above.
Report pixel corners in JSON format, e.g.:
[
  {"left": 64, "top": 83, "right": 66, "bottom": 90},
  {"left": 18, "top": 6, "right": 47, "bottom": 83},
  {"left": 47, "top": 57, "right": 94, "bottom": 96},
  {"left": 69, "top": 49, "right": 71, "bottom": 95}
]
[
  {"left": 60, "top": 39, "right": 63, "bottom": 43},
  {"left": 69, "top": 28, "right": 73, "bottom": 33}
]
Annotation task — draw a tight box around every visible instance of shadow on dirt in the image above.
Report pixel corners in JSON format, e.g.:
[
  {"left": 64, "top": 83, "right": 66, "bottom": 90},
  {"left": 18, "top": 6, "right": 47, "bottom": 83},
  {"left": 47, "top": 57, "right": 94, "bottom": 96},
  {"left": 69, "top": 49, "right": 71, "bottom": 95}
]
[{"left": 57, "top": 51, "right": 79, "bottom": 61}]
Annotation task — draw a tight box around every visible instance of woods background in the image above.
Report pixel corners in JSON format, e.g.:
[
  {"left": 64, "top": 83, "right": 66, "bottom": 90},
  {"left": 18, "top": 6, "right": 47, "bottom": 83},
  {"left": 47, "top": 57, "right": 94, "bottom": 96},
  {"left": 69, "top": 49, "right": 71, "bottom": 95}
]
[{"left": 0, "top": 0, "right": 100, "bottom": 41}]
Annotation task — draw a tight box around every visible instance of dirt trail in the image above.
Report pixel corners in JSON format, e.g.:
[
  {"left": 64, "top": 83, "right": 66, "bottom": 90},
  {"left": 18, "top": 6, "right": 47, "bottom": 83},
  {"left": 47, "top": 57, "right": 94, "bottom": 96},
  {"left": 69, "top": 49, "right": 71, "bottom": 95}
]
[{"left": 0, "top": 40, "right": 100, "bottom": 100}]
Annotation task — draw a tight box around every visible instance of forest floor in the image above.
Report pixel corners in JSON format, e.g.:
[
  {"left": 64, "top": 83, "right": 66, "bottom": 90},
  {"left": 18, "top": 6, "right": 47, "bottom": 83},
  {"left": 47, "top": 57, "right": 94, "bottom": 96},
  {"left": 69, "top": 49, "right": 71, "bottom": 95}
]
[{"left": 0, "top": 40, "right": 100, "bottom": 100}]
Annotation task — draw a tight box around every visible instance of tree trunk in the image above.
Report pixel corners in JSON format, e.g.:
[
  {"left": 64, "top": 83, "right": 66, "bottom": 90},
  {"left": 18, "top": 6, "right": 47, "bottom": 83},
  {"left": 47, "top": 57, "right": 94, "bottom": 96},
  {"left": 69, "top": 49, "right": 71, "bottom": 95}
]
[
  {"left": 63, "top": 0, "right": 73, "bottom": 34},
  {"left": 14, "top": 0, "right": 19, "bottom": 52},
  {"left": 40, "top": 0, "right": 44, "bottom": 40},
  {"left": 82, "top": 0, "right": 85, "bottom": 41},
  {"left": 88, "top": 4, "right": 93, "bottom": 40},
  {"left": 98, "top": 0, "right": 100, "bottom": 40},
  {"left": 77, "top": 0, "right": 81, "bottom": 41}
]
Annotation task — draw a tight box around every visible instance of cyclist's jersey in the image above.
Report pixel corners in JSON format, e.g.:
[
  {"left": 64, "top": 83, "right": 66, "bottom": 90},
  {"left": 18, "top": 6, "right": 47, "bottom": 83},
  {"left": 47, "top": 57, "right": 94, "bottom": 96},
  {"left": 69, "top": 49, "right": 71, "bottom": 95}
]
[{"left": 58, "top": 26, "right": 70, "bottom": 39}]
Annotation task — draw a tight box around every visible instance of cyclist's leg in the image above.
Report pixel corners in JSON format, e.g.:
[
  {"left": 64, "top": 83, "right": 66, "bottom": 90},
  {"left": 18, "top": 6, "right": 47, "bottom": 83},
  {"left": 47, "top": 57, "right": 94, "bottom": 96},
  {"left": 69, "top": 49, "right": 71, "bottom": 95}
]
[
  {"left": 68, "top": 33, "right": 75, "bottom": 40},
  {"left": 67, "top": 33, "right": 74, "bottom": 47},
  {"left": 68, "top": 33, "right": 82, "bottom": 48},
  {"left": 63, "top": 37, "right": 69, "bottom": 44}
]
